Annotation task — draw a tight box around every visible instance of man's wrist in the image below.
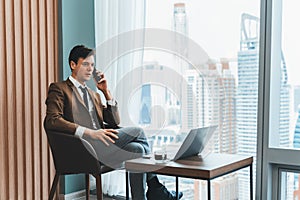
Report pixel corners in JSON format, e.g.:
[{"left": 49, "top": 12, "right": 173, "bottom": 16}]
[
  {"left": 103, "top": 90, "right": 112, "bottom": 100},
  {"left": 84, "top": 128, "right": 93, "bottom": 137}
]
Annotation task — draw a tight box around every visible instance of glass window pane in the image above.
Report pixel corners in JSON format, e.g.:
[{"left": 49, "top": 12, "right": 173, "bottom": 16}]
[
  {"left": 144, "top": 1, "right": 259, "bottom": 199},
  {"left": 94, "top": 1, "right": 261, "bottom": 198},
  {"left": 269, "top": 1, "right": 300, "bottom": 149},
  {"left": 281, "top": 171, "right": 300, "bottom": 200}
]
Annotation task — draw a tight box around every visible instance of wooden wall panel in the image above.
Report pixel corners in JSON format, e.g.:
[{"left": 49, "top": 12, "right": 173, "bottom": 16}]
[
  {"left": 0, "top": 0, "right": 9, "bottom": 199},
  {"left": 22, "top": 0, "right": 34, "bottom": 198},
  {"left": 0, "top": 0, "right": 58, "bottom": 199},
  {"left": 39, "top": 0, "right": 49, "bottom": 198},
  {"left": 30, "top": 0, "right": 41, "bottom": 198},
  {"left": 14, "top": 0, "right": 25, "bottom": 198},
  {"left": 5, "top": 0, "right": 17, "bottom": 199}
]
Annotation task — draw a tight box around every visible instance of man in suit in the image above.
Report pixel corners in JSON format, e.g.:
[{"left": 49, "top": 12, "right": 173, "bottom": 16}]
[{"left": 44, "top": 45, "right": 183, "bottom": 200}]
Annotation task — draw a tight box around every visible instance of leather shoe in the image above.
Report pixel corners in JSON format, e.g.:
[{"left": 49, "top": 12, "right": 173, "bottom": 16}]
[{"left": 146, "top": 185, "right": 183, "bottom": 200}]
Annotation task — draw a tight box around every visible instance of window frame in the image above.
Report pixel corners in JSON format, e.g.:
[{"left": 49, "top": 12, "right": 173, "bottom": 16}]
[{"left": 257, "top": 0, "right": 300, "bottom": 199}]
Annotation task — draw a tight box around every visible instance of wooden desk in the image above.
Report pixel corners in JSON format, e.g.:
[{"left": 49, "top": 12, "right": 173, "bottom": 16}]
[{"left": 125, "top": 153, "right": 253, "bottom": 200}]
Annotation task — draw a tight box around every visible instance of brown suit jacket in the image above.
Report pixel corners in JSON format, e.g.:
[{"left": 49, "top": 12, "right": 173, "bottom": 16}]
[{"left": 44, "top": 78, "right": 120, "bottom": 135}]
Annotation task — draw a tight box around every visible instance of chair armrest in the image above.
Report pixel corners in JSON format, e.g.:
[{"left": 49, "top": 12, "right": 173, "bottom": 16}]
[
  {"left": 80, "top": 137, "right": 98, "bottom": 159},
  {"left": 46, "top": 132, "right": 102, "bottom": 174}
]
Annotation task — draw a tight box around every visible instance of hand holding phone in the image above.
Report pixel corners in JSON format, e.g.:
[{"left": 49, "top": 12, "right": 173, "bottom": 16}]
[
  {"left": 93, "top": 68, "right": 102, "bottom": 82},
  {"left": 92, "top": 69, "right": 112, "bottom": 99}
]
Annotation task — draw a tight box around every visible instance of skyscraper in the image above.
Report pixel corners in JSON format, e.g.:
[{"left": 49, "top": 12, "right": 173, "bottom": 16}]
[
  {"left": 216, "top": 59, "right": 237, "bottom": 154},
  {"left": 173, "top": 3, "right": 188, "bottom": 36},
  {"left": 292, "top": 106, "right": 300, "bottom": 199},
  {"left": 294, "top": 106, "right": 300, "bottom": 149},
  {"left": 237, "top": 13, "right": 290, "bottom": 199},
  {"left": 278, "top": 53, "right": 290, "bottom": 148},
  {"left": 180, "top": 58, "right": 239, "bottom": 199},
  {"left": 173, "top": 3, "right": 190, "bottom": 72},
  {"left": 139, "top": 84, "right": 151, "bottom": 124},
  {"left": 294, "top": 86, "right": 300, "bottom": 113}
]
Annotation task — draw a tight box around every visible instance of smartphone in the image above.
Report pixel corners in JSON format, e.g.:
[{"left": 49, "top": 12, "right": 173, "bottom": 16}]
[{"left": 93, "top": 68, "right": 102, "bottom": 82}]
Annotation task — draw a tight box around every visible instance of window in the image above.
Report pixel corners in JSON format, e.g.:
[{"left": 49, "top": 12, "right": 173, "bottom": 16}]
[
  {"left": 95, "top": 0, "right": 261, "bottom": 199},
  {"left": 257, "top": 0, "right": 300, "bottom": 199},
  {"left": 269, "top": 0, "right": 300, "bottom": 150},
  {"left": 280, "top": 170, "right": 300, "bottom": 200},
  {"left": 144, "top": 1, "right": 260, "bottom": 199}
]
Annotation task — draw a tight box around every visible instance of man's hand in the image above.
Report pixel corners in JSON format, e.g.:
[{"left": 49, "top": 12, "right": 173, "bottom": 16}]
[
  {"left": 85, "top": 128, "right": 119, "bottom": 146},
  {"left": 94, "top": 71, "right": 107, "bottom": 91},
  {"left": 94, "top": 71, "right": 113, "bottom": 100}
]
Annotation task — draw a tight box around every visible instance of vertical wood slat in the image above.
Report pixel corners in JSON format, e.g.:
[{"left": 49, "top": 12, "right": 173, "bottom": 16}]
[
  {"left": 30, "top": 0, "right": 41, "bottom": 198},
  {"left": 5, "top": 0, "right": 17, "bottom": 199},
  {"left": 39, "top": 0, "right": 48, "bottom": 198},
  {"left": 14, "top": 0, "right": 25, "bottom": 198},
  {"left": 0, "top": 0, "right": 58, "bottom": 199},
  {"left": 23, "top": 0, "right": 34, "bottom": 198},
  {"left": 0, "top": 0, "right": 8, "bottom": 199}
]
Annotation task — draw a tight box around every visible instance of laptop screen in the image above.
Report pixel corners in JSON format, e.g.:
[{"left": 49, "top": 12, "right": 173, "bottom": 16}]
[{"left": 172, "top": 125, "right": 217, "bottom": 161}]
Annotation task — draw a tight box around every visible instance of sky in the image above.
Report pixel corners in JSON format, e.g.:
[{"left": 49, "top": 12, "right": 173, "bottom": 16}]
[
  {"left": 282, "top": 1, "right": 300, "bottom": 85},
  {"left": 145, "top": 0, "right": 300, "bottom": 85}
]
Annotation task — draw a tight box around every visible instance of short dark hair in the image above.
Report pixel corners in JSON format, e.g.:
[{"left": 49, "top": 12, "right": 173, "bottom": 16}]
[{"left": 68, "top": 45, "right": 95, "bottom": 66}]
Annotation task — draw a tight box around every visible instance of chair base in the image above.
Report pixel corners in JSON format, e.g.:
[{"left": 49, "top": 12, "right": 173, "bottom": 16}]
[{"left": 48, "top": 173, "right": 103, "bottom": 200}]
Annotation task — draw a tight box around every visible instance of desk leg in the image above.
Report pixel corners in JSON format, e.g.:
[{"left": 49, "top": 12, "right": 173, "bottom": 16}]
[
  {"left": 250, "top": 164, "right": 253, "bottom": 200},
  {"left": 126, "top": 171, "right": 129, "bottom": 200},
  {"left": 176, "top": 176, "right": 179, "bottom": 200},
  {"left": 207, "top": 180, "right": 211, "bottom": 200}
]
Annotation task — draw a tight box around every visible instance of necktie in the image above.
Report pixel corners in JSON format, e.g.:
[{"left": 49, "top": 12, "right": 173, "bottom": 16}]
[
  {"left": 79, "top": 86, "right": 89, "bottom": 111},
  {"left": 79, "top": 86, "right": 101, "bottom": 129}
]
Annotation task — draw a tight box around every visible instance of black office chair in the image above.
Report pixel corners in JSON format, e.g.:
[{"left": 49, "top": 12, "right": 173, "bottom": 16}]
[{"left": 46, "top": 132, "right": 115, "bottom": 200}]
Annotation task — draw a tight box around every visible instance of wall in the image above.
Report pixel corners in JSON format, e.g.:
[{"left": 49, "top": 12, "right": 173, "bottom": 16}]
[
  {"left": 58, "top": 0, "right": 96, "bottom": 195},
  {"left": 0, "top": 0, "right": 58, "bottom": 199},
  {"left": 60, "top": 0, "right": 95, "bottom": 80}
]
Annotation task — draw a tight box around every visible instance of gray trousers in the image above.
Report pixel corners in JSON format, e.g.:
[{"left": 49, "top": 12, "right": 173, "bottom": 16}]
[{"left": 84, "top": 127, "right": 154, "bottom": 200}]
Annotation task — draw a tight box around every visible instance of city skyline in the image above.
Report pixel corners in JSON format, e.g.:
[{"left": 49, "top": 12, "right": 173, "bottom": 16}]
[
  {"left": 95, "top": 1, "right": 300, "bottom": 199},
  {"left": 140, "top": 2, "right": 298, "bottom": 199},
  {"left": 145, "top": 0, "right": 300, "bottom": 86}
]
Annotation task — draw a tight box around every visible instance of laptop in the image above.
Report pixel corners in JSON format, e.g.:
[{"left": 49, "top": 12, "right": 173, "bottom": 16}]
[{"left": 168, "top": 125, "right": 217, "bottom": 161}]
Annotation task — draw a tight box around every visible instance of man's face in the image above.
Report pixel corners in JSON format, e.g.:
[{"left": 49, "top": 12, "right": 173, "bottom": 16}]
[{"left": 71, "top": 55, "right": 95, "bottom": 85}]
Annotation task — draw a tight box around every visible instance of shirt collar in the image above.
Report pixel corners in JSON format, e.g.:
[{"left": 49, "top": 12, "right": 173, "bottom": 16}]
[{"left": 69, "top": 76, "right": 87, "bottom": 89}]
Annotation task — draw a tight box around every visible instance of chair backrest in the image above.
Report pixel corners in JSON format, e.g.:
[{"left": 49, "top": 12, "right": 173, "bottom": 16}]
[{"left": 46, "top": 132, "right": 102, "bottom": 175}]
